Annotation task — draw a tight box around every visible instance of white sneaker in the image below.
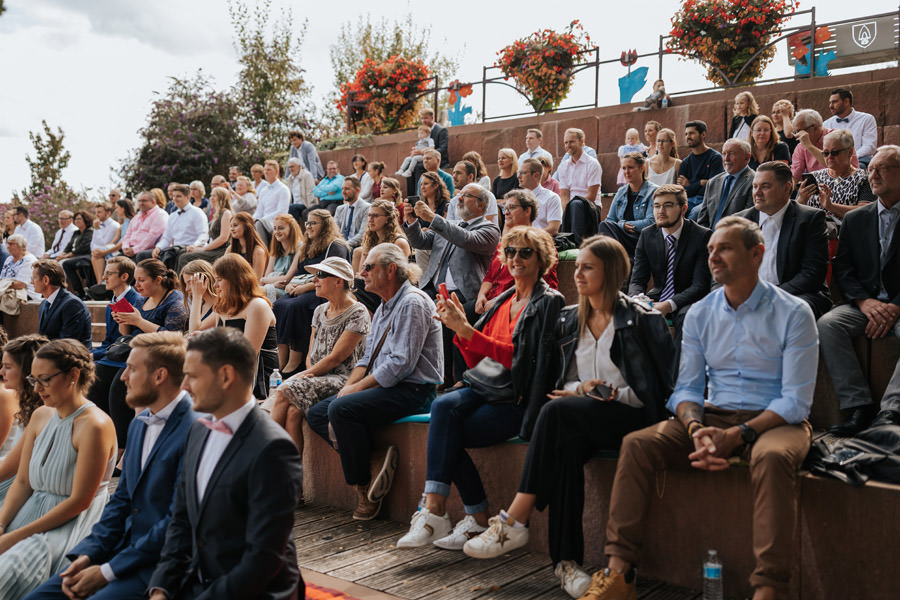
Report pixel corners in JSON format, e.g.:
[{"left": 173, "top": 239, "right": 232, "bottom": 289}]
[
  {"left": 394, "top": 170, "right": 406, "bottom": 177},
  {"left": 396, "top": 508, "right": 452, "bottom": 548},
  {"left": 462, "top": 515, "right": 529, "bottom": 559},
  {"left": 555, "top": 560, "right": 592, "bottom": 598},
  {"left": 433, "top": 514, "right": 487, "bottom": 550}
]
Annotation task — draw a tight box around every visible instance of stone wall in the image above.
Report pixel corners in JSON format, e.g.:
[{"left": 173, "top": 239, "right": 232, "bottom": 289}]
[{"left": 320, "top": 66, "right": 900, "bottom": 194}]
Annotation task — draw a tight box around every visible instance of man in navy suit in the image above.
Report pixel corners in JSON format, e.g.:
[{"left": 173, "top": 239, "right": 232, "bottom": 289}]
[
  {"left": 148, "top": 328, "right": 302, "bottom": 600},
  {"left": 629, "top": 184, "right": 712, "bottom": 345},
  {"left": 25, "top": 332, "right": 196, "bottom": 600},
  {"left": 32, "top": 259, "right": 92, "bottom": 348}
]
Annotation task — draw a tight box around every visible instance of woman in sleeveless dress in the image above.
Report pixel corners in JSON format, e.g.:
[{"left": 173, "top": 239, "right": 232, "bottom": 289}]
[
  {"left": 189, "top": 253, "right": 278, "bottom": 399},
  {"left": 270, "top": 256, "right": 369, "bottom": 453},
  {"left": 647, "top": 128, "right": 681, "bottom": 186},
  {"left": 0, "top": 339, "right": 116, "bottom": 599},
  {"left": 0, "top": 335, "right": 48, "bottom": 504},
  {"left": 176, "top": 187, "right": 234, "bottom": 271}
]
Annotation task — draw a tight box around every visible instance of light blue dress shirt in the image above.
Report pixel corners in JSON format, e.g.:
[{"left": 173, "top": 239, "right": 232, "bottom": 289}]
[{"left": 668, "top": 280, "right": 818, "bottom": 424}]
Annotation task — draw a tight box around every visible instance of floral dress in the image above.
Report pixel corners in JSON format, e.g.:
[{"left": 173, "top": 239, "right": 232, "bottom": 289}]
[{"left": 280, "top": 301, "right": 370, "bottom": 410}]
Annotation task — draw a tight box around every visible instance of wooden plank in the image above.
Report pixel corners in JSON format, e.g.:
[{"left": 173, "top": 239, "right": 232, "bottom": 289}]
[
  {"left": 422, "top": 552, "right": 551, "bottom": 600},
  {"left": 328, "top": 545, "right": 446, "bottom": 583},
  {"left": 291, "top": 510, "right": 357, "bottom": 538},
  {"left": 291, "top": 504, "right": 347, "bottom": 526},
  {"left": 309, "top": 526, "right": 412, "bottom": 574},
  {"left": 464, "top": 565, "right": 564, "bottom": 600},
  {"left": 355, "top": 548, "right": 470, "bottom": 590},
  {"left": 298, "top": 520, "right": 397, "bottom": 561},
  {"left": 384, "top": 550, "right": 529, "bottom": 599}
]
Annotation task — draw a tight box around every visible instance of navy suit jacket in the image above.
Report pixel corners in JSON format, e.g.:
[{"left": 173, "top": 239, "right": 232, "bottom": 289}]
[
  {"left": 93, "top": 287, "right": 144, "bottom": 360},
  {"left": 67, "top": 395, "right": 197, "bottom": 580},
  {"left": 149, "top": 406, "right": 302, "bottom": 600},
  {"left": 431, "top": 123, "right": 450, "bottom": 168},
  {"left": 39, "top": 287, "right": 92, "bottom": 349}
]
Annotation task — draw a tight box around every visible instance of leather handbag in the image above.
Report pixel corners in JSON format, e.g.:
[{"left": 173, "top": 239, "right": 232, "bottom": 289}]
[
  {"left": 105, "top": 334, "right": 136, "bottom": 362},
  {"left": 463, "top": 356, "right": 514, "bottom": 403}
]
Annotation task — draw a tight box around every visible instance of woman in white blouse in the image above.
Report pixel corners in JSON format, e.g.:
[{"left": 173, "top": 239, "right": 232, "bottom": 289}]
[{"left": 464, "top": 235, "right": 676, "bottom": 598}]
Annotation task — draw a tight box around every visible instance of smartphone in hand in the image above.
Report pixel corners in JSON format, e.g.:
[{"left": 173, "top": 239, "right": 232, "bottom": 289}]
[
  {"left": 801, "top": 172, "right": 819, "bottom": 193},
  {"left": 587, "top": 383, "right": 613, "bottom": 401},
  {"left": 438, "top": 283, "right": 450, "bottom": 301}
]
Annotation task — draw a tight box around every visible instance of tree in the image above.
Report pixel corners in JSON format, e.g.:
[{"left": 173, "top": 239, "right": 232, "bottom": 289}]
[
  {"left": 119, "top": 72, "right": 253, "bottom": 191},
  {"left": 327, "top": 13, "right": 458, "bottom": 132},
  {"left": 23, "top": 120, "right": 72, "bottom": 199},
  {"left": 228, "top": 0, "right": 310, "bottom": 157}
]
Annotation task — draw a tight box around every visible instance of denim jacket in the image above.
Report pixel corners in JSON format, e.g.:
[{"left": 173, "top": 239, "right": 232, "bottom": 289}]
[{"left": 605, "top": 180, "right": 658, "bottom": 233}]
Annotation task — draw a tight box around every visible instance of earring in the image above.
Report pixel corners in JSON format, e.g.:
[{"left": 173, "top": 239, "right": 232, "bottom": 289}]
[{"left": 70, "top": 381, "right": 75, "bottom": 386}]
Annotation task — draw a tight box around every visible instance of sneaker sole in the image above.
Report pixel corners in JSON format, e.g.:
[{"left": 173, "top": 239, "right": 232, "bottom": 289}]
[
  {"left": 463, "top": 533, "right": 529, "bottom": 559},
  {"left": 367, "top": 445, "right": 398, "bottom": 503}
]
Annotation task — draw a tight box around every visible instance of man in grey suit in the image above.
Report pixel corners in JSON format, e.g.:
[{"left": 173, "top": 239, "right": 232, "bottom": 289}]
[
  {"left": 403, "top": 183, "right": 500, "bottom": 303},
  {"left": 696, "top": 138, "right": 755, "bottom": 228},
  {"left": 335, "top": 177, "right": 370, "bottom": 248}
]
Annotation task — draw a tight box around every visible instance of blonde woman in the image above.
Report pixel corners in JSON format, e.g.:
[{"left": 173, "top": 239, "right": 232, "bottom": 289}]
[
  {"left": 647, "top": 128, "right": 682, "bottom": 185},
  {"left": 729, "top": 90, "right": 760, "bottom": 141},
  {"left": 231, "top": 175, "right": 258, "bottom": 214},
  {"left": 772, "top": 99, "right": 798, "bottom": 155},
  {"left": 492, "top": 148, "right": 520, "bottom": 205},
  {"left": 176, "top": 187, "right": 233, "bottom": 271},
  {"left": 181, "top": 259, "right": 218, "bottom": 327}
]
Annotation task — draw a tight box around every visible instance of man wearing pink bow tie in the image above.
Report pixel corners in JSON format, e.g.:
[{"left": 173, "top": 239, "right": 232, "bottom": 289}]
[{"left": 148, "top": 328, "right": 303, "bottom": 600}]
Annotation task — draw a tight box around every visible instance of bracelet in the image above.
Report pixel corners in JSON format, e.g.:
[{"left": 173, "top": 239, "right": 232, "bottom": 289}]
[{"left": 687, "top": 420, "right": 703, "bottom": 437}]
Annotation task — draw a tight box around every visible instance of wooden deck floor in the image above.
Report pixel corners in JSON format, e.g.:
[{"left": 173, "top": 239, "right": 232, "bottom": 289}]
[{"left": 293, "top": 504, "right": 708, "bottom": 600}]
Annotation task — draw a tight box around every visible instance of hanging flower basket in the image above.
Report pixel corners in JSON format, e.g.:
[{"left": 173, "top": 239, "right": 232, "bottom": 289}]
[
  {"left": 496, "top": 21, "right": 593, "bottom": 113},
  {"left": 337, "top": 55, "right": 432, "bottom": 133},
  {"left": 666, "top": 0, "right": 797, "bottom": 86}
]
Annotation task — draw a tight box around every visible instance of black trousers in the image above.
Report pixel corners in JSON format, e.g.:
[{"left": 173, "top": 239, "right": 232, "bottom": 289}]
[
  {"left": 518, "top": 395, "right": 644, "bottom": 565},
  {"left": 597, "top": 221, "right": 639, "bottom": 258},
  {"left": 62, "top": 256, "right": 94, "bottom": 297},
  {"left": 424, "top": 284, "right": 466, "bottom": 386},
  {"left": 90, "top": 363, "right": 131, "bottom": 449}
]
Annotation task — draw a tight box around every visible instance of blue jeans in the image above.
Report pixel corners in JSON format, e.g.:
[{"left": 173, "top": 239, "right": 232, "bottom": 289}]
[
  {"left": 687, "top": 196, "right": 703, "bottom": 220},
  {"left": 425, "top": 387, "right": 523, "bottom": 514},
  {"left": 307, "top": 382, "right": 435, "bottom": 486},
  {"left": 24, "top": 570, "right": 151, "bottom": 600}
]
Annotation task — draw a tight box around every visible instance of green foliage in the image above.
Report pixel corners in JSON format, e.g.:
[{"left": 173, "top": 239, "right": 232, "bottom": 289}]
[
  {"left": 0, "top": 1, "right": 6, "bottom": 17},
  {"left": 23, "top": 120, "right": 72, "bottom": 199},
  {"left": 228, "top": 0, "right": 310, "bottom": 156},
  {"left": 118, "top": 72, "right": 254, "bottom": 192}
]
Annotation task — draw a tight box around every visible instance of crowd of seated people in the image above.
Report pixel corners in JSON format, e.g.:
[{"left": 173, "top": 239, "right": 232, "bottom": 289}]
[{"left": 0, "top": 90, "right": 897, "bottom": 600}]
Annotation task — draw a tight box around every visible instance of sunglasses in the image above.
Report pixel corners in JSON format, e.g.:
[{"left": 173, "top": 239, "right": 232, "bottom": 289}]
[
  {"left": 362, "top": 263, "right": 377, "bottom": 271},
  {"left": 315, "top": 271, "right": 334, "bottom": 279},
  {"left": 821, "top": 148, "right": 848, "bottom": 157},
  {"left": 503, "top": 246, "right": 535, "bottom": 259}
]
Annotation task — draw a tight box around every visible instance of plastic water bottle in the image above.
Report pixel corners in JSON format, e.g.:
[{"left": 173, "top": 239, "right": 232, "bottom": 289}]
[
  {"left": 661, "top": 97, "right": 670, "bottom": 109},
  {"left": 702, "top": 549, "right": 723, "bottom": 600},
  {"left": 269, "top": 369, "right": 283, "bottom": 392}
]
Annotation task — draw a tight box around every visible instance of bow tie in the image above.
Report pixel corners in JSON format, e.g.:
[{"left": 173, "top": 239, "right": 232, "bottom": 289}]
[
  {"left": 835, "top": 117, "right": 850, "bottom": 123},
  {"left": 199, "top": 417, "right": 233, "bottom": 435},
  {"left": 135, "top": 413, "right": 167, "bottom": 426},
  {"left": 177, "top": 209, "right": 185, "bottom": 215}
]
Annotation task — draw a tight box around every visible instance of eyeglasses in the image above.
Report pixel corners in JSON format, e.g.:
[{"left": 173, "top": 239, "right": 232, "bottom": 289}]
[
  {"left": 27, "top": 371, "right": 65, "bottom": 388},
  {"left": 653, "top": 202, "right": 679, "bottom": 211},
  {"left": 869, "top": 165, "right": 900, "bottom": 177},
  {"left": 460, "top": 192, "right": 481, "bottom": 201},
  {"left": 505, "top": 203, "right": 522, "bottom": 212},
  {"left": 306, "top": 221, "right": 322, "bottom": 227},
  {"left": 822, "top": 148, "right": 848, "bottom": 157},
  {"left": 315, "top": 271, "right": 334, "bottom": 279},
  {"left": 503, "top": 246, "right": 536, "bottom": 259},
  {"left": 101, "top": 271, "right": 120, "bottom": 279}
]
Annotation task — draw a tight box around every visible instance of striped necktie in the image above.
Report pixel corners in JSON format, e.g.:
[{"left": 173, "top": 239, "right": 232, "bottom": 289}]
[{"left": 659, "top": 234, "right": 676, "bottom": 301}]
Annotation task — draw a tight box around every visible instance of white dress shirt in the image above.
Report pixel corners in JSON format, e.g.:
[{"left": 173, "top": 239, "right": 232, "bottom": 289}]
[
  {"left": 15, "top": 219, "right": 46, "bottom": 256},
  {"left": 530, "top": 184, "right": 563, "bottom": 229},
  {"left": 156, "top": 204, "right": 208, "bottom": 249},
  {"left": 758, "top": 201, "right": 790, "bottom": 285},
  {"left": 556, "top": 152, "right": 603, "bottom": 205},
  {"left": 520, "top": 146, "right": 553, "bottom": 162},
  {"left": 563, "top": 322, "right": 642, "bottom": 408},
  {"left": 48, "top": 223, "right": 77, "bottom": 257},
  {"left": 254, "top": 179, "right": 291, "bottom": 221},
  {"left": 196, "top": 398, "right": 255, "bottom": 502},
  {"left": 824, "top": 109, "right": 879, "bottom": 158},
  {"left": 90, "top": 217, "right": 121, "bottom": 250}
]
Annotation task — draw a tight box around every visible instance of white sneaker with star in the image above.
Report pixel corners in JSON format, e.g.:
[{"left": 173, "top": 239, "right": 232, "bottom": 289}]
[
  {"left": 555, "top": 560, "right": 592, "bottom": 598},
  {"left": 462, "top": 514, "right": 529, "bottom": 558}
]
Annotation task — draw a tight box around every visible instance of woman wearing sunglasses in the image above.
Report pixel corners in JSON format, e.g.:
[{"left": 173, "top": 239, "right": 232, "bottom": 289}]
[
  {"left": 0, "top": 339, "right": 116, "bottom": 599},
  {"left": 797, "top": 129, "right": 875, "bottom": 219},
  {"left": 397, "top": 226, "right": 564, "bottom": 552},
  {"left": 188, "top": 253, "right": 277, "bottom": 399},
  {"left": 464, "top": 235, "right": 675, "bottom": 599},
  {"left": 269, "top": 257, "right": 370, "bottom": 455},
  {"left": 0, "top": 334, "right": 47, "bottom": 505}
]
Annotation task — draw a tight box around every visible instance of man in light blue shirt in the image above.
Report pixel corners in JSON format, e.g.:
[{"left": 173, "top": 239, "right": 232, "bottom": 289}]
[
  {"left": 312, "top": 161, "right": 345, "bottom": 214},
  {"left": 587, "top": 215, "right": 817, "bottom": 600}
]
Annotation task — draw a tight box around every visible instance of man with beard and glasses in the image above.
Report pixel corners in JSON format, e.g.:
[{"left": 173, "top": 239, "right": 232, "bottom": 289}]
[{"left": 26, "top": 332, "right": 197, "bottom": 600}]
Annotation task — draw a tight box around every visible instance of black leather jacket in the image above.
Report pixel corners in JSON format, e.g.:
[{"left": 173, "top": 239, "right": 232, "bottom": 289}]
[
  {"left": 472, "top": 279, "right": 565, "bottom": 440},
  {"left": 556, "top": 293, "right": 676, "bottom": 426}
]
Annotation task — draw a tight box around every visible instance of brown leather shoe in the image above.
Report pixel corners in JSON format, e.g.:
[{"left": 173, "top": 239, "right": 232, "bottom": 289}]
[
  {"left": 579, "top": 568, "right": 636, "bottom": 600},
  {"left": 353, "top": 495, "right": 382, "bottom": 520}
]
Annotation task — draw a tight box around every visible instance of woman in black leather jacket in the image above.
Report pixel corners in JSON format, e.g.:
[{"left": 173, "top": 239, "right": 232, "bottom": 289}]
[
  {"left": 463, "top": 235, "right": 676, "bottom": 598},
  {"left": 396, "top": 226, "right": 564, "bottom": 552}
]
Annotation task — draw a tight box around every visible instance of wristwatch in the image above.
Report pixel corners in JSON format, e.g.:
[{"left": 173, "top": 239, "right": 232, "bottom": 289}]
[{"left": 738, "top": 423, "right": 758, "bottom": 445}]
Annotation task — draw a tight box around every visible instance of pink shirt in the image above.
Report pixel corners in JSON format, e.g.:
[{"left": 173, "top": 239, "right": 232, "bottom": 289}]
[
  {"left": 122, "top": 206, "right": 168, "bottom": 251},
  {"left": 791, "top": 127, "right": 859, "bottom": 181}
]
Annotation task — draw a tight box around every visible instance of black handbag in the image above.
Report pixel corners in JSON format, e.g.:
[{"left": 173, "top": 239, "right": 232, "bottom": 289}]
[
  {"left": 105, "top": 334, "right": 136, "bottom": 362},
  {"left": 462, "top": 357, "right": 514, "bottom": 403}
]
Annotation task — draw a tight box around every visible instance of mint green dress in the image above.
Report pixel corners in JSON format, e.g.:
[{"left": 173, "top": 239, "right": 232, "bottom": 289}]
[{"left": 0, "top": 402, "right": 114, "bottom": 599}]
